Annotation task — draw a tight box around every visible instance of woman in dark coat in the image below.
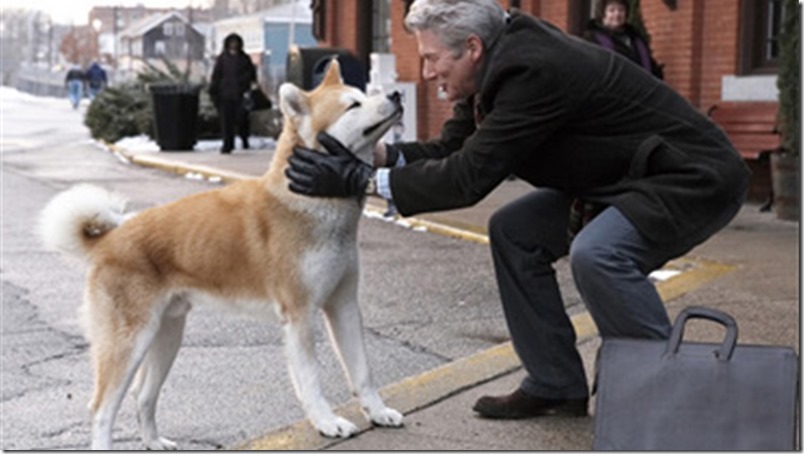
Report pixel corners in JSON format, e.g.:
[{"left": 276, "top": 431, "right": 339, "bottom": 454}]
[
  {"left": 209, "top": 33, "right": 257, "bottom": 154},
  {"left": 286, "top": 0, "right": 749, "bottom": 420},
  {"left": 584, "top": 0, "right": 663, "bottom": 79}
]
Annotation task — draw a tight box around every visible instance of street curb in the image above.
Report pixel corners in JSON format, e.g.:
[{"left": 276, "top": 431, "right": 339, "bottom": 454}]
[
  {"left": 105, "top": 141, "right": 491, "bottom": 245},
  {"left": 238, "top": 341, "right": 522, "bottom": 450},
  {"left": 106, "top": 143, "right": 252, "bottom": 183},
  {"left": 106, "top": 144, "right": 736, "bottom": 450},
  {"left": 238, "top": 257, "right": 734, "bottom": 450},
  {"left": 364, "top": 202, "right": 491, "bottom": 245}
]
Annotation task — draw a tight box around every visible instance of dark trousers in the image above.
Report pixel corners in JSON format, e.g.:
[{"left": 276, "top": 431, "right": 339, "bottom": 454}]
[
  {"left": 487, "top": 188, "right": 742, "bottom": 400},
  {"left": 218, "top": 98, "right": 250, "bottom": 152}
]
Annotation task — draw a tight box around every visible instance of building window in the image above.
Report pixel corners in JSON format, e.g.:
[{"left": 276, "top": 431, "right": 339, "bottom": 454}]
[
  {"left": 155, "top": 40, "right": 166, "bottom": 55},
  {"left": 740, "top": 0, "right": 786, "bottom": 74},
  {"left": 175, "top": 23, "right": 185, "bottom": 37},
  {"left": 163, "top": 22, "right": 174, "bottom": 36}
]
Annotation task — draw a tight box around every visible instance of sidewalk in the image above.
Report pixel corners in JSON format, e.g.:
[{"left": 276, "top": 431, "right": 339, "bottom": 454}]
[{"left": 112, "top": 143, "right": 800, "bottom": 450}]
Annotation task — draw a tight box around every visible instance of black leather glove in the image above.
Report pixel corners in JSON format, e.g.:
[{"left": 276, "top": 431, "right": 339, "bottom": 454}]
[{"left": 286, "top": 132, "right": 373, "bottom": 198}]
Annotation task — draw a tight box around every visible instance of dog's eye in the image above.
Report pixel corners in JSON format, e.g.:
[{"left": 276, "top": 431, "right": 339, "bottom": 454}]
[{"left": 346, "top": 101, "right": 361, "bottom": 111}]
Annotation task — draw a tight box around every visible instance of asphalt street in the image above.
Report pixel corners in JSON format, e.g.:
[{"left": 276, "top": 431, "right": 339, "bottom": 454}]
[
  {"left": 0, "top": 90, "right": 583, "bottom": 450},
  {"left": 2, "top": 89, "right": 799, "bottom": 451}
]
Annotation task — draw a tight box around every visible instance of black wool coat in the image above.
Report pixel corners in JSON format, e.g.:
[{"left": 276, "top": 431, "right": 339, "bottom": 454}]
[
  {"left": 389, "top": 12, "right": 750, "bottom": 245},
  {"left": 209, "top": 51, "right": 257, "bottom": 102}
]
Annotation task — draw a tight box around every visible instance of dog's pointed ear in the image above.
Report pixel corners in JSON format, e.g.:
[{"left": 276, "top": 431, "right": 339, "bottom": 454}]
[
  {"left": 320, "top": 58, "right": 342, "bottom": 87},
  {"left": 278, "top": 83, "right": 309, "bottom": 118}
]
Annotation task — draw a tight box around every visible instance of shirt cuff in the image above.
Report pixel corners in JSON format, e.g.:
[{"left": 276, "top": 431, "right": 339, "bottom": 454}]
[{"left": 376, "top": 168, "right": 393, "bottom": 201}]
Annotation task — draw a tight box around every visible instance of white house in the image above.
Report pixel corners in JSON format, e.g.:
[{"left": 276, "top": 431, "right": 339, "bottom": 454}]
[{"left": 117, "top": 11, "right": 206, "bottom": 80}]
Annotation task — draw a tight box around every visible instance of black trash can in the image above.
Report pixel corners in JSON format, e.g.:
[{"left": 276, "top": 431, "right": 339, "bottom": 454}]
[{"left": 149, "top": 83, "right": 202, "bottom": 151}]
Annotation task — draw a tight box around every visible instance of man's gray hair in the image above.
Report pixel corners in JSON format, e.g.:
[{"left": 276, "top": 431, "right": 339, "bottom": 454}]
[{"left": 404, "top": 0, "right": 507, "bottom": 56}]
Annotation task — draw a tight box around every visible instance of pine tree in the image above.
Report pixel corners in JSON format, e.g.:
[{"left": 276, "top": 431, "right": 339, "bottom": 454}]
[{"left": 777, "top": 0, "right": 800, "bottom": 154}]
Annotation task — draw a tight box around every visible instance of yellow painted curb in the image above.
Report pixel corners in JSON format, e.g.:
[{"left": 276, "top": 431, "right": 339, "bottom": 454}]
[
  {"left": 128, "top": 154, "right": 252, "bottom": 184},
  {"left": 107, "top": 145, "right": 737, "bottom": 451},
  {"left": 105, "top": 143, "right": 252, "bottom": 184},
  {"left": 655, "top": 257, "right": 735, "bottom": 302},
  {"left": 239, "top": 257, "right": 734, "bottom": 450},
  {"left": 364, "top": 203, "right": 489, "bottom": 245},
  {"left": 239, "top": 342, "right": 521, "bottom": 450}
]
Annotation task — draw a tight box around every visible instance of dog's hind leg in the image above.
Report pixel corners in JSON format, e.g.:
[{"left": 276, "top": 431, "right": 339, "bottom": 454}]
[
  {"left": 322, "top": 271, "right": 403, "bottom": 428},
  {"left": 131, "top": 297, "right": 190, "bottom": 450},
  {"left": 85, "top": 292, "right": 162, "bottom": 450},
  {"left": 283, "top": 311, "right": 358, "bottom": 438}
]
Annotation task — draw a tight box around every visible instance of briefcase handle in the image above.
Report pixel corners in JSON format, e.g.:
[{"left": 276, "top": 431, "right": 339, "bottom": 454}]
[{"left": 665, "top": 306, "right": 739, "bottom": 361}]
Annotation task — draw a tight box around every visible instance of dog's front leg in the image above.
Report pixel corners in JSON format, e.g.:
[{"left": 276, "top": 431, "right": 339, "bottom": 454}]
[
  {"left": 323, "top": 273, "right": 404, "bottom": 429},
  {"left": 283, "top": 313, "right": 358, "bottom": 438}
]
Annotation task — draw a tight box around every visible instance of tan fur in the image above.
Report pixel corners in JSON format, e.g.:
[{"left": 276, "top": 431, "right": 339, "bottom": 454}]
[{"left": 40, "top": 60, "right": 404, "bottom": 450}]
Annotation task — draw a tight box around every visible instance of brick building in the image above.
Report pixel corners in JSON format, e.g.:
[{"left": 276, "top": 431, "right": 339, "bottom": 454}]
[{"left": 311, "top": 0, "right": 787, "bottom": 198}]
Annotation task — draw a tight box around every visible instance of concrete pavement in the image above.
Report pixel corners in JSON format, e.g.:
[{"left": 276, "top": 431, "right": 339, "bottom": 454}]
[{"left": 109, "top": 142, "right": 800, "bottom": 450}]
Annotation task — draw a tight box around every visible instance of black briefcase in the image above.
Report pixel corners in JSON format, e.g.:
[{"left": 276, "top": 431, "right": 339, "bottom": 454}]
[{"left": 593, "top": 306, "right": 798, "bottom": 450}]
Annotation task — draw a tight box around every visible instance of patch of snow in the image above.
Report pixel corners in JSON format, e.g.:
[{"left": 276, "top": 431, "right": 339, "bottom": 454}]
[
  {"left": 113, "top": 135, "right": 276, "bottom": 153},
  {"left": 0, "top": 86, "right": 66, "bottom": 106},
  {"left": 648, "top": 269, "right": 682, "bottom": 282},
  {"left": 115, "top": 135, "right": 160, "bottom": 152}
]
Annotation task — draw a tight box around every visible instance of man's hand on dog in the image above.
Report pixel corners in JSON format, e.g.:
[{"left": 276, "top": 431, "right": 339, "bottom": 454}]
[{"left": 287, "top": 132, "right": 374, "bottom": 198}]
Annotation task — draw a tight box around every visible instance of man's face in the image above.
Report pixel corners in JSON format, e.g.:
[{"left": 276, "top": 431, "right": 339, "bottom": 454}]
[{"left": 416, "top": 29, "right": 480, "bottom": 102}]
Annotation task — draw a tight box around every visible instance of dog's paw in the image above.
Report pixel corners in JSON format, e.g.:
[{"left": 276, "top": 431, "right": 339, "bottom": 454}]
[
  {"left": 369, "top": 407, "right": 404, "bottom": 428},
  {"left": 314, "top": 416, "right": 359, "bottom": 438},
  {"left": 143, "top": 437, "right": 178, "bottom": 450}
]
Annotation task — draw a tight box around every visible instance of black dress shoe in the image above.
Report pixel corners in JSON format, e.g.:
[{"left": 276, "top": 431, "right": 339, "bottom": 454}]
[{"left": 472, "top": 389, "right": 588, "bottom": 419}]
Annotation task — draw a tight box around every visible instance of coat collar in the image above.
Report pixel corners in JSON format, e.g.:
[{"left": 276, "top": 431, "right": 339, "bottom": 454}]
[{"left": 471, "top": 10, "right": 516, "bottom": 118}]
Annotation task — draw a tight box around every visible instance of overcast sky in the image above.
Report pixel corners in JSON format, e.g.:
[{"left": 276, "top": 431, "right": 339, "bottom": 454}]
[{"left": 3, "top": 0, "right": 211, "bottom": 26}]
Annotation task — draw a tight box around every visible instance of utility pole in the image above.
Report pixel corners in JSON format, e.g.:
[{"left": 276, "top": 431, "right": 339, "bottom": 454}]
[
  {"left": 288, "top": 0, "right": 296, "bottom": 47},
  {"left": 47, "top": 15, "right": 53, "bottom": 69},
  {"left": 112, "top": 6, "right": 118, "bottom": 70},
  {"left": 186, "top": 4, "right": 193, "bottom": 77}
]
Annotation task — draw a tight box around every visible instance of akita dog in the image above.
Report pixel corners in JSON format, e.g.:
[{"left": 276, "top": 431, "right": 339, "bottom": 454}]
[{"left": 39, "top": 60, "right": 404, "bottom": 450}]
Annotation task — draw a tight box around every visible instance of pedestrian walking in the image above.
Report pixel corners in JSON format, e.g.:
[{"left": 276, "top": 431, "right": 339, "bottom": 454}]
[
  {"left": 85, "top": 61, "right": 108, "bottom": 100},
  {"left": 285, "top": 0, "right": 750, "bottom": 421},
  {"left": 208, "top": 33, "right": 258, "bottom": 154},
  {"left": 65, "top": 65, "right": 85, "bottom": 109}
]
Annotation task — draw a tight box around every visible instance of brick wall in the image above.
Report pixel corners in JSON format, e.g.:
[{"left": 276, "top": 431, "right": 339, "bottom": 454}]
[
  {"left": 326, "top": 1, "right": 756, "bottom": 142},
  {"left": 698, "top": 0, "right": 741, "bottom": 109},
  {"left": 539, "top": 1, "right": 572, "bottom": 30},
  {"left": 390, "top": 0, "right": 451, "bottom": 141},
  {"left": 321, "top": 0, "right": 359, "bottom": 50},
  {"left": 631, "top": 0, "right": 741, "bottom": 110},
  {"left": 643, "top": 0, "right": 701, "bottom": 105}
]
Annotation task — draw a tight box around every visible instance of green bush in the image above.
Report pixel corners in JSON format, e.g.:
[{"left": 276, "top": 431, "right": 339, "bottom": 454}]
[
  {"left": 84, "top": 82, "right": 151, "bottom": 143},
  {"left": 84, "top": 59, "right": 221, "bottom": 143},
  {"left": 776, "top": 0, "right": 800, "bottom": 155}
]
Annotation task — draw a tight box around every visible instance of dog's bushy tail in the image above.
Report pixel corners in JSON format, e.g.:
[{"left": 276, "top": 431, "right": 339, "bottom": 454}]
[{"left": 39, "top": 184, "right": 128, "bottom": 262}]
